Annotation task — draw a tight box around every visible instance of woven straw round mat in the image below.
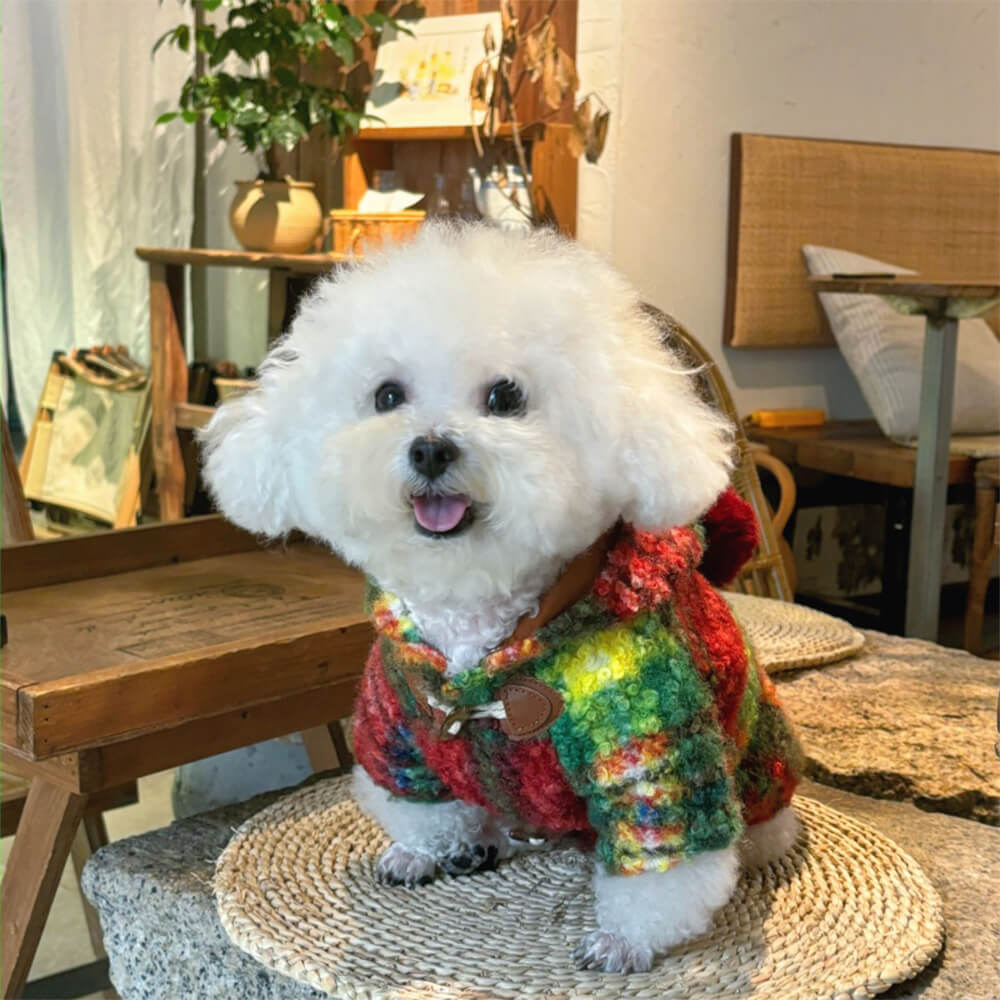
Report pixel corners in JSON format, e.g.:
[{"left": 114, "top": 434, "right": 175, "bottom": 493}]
[
  {"left": 215, "top": 777, "right": 943, "bottom": 1000},
  {"left": 723, "top": 593, "right": 866, "bottom": 673}
]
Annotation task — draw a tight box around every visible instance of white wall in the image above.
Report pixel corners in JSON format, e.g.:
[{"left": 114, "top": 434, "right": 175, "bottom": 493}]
[
  {"left": 577, "top": 0, "right": 1000, "bottom": 419},
  {"left": 198, "top": 141, "right": 269, "bottom": 372}
]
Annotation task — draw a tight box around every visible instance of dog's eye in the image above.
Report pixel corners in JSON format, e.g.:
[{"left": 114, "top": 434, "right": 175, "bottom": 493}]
[
  {"left": 486, "top": 379, "right": 525, "bottom": 417},
  {"left": 374, "top": 381, "right": 406, "bottom": 413}
]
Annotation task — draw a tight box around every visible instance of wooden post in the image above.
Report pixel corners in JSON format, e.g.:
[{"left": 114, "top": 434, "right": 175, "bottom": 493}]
[
  {"left": 1, "top": 781, "right": 86, "bottom": 998},
  {"left": 149, "top": 261, "right": 189, "bottom": 521},
  {"left": 530, "top": 124, "right": 578, "bottom": 238},
  {"left": 2, "top": 410, "right": 33, "bottom": 543},
  {"left": 267, "top": 270, "right": 289, "bottom": 344}
]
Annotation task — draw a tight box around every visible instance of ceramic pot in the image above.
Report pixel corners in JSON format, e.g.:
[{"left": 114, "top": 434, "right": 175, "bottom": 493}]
[{"left": 229, "top": 178, "right": 322, "bottom": 254}]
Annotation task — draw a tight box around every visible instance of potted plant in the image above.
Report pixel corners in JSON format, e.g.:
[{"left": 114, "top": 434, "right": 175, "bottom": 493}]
[{"left": 155, "top": 0, "right": 402, "bottom": 253}]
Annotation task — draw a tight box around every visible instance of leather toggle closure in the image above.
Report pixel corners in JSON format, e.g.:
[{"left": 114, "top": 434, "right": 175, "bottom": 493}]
[
  {"left": 498, "top": 677, "right": 564, "bottom": 742},
  {"left": 412, "top": 675, "right": 564, "bottom": 742}
]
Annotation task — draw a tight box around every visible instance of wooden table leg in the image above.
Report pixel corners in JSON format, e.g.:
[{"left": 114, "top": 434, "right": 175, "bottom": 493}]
[
  {"left": 904, "top": 315, "right": 958, "bottom": 640},
  {"left": 69, "top": 814, "right": 110, "bottom": 959},
  {"left": 2, "top": 780, "right": 86, "bottom": 998},
  {"left": 267, "top": 269, "right": 289, "bottom": 345},
  {"left": 149, "top": 261, "right": 189, "bottom": 521},
  {"left": 268, "top": 272, "right": 316, "bottom": 345}
]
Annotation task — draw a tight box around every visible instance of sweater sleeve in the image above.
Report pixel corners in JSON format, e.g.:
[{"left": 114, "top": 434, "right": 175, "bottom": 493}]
[
  {"left": 540, "top": 614, "right": 745, "bottom": 875},
  {"left": 352, "top": 642, "right": 450, "bottom": 802}
]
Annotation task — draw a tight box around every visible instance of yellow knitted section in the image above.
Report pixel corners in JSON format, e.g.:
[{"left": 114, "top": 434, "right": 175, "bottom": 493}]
[{"left": 559, "top": 624, "right": 646, "bottom": 704}]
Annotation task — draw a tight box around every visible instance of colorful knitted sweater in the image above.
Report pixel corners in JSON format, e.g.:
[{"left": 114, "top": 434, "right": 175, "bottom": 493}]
[{"left": 353, "top": 502, "right": 803, "bottom": 877}]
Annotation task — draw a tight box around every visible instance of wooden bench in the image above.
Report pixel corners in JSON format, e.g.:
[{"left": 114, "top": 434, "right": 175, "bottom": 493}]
[
  {"left": 1, "top": 516, "right": 368, "bottom": 998},
  {"left": 745, "top": 418, "right": 987, "bottom": 634},
  {"left": 746, "top": 420, "right": 978, "bottom": 491}
]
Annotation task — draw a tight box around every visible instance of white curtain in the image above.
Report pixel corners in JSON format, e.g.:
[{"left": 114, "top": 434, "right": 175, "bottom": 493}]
[{"left": 1, "top": 0, "right": 196, "bottom": 422}]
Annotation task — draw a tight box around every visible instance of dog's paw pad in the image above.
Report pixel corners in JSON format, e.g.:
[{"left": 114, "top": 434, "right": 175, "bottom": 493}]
[
  {"left": 573, "top": 931, "right": 653, "bottom": 974},
  {"left": 440, "top": 843, "right": 499, "bottom": 876},
  {"left": 375, "top": 843, "right": 437, "bottom": 888}
]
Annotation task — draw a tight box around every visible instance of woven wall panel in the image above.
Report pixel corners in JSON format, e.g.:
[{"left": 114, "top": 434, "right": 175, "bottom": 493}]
[{"left": 725, "top": 134, "right": 1000, "bottom": 348}]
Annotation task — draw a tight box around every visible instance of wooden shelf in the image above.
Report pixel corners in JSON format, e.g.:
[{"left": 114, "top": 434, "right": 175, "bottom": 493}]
[
  {"left": 135, "top": 247, "right": 350, "bottom": 274},
  {"left": 356, "top": 123, "right": 542, "bottom": 142}
]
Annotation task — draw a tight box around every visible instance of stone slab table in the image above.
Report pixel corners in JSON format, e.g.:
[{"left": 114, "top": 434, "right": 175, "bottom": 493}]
[
  {"left": 82, "top": 775, "right": 1000, "bottom": 1000},
  {"left": 775, "top": 630, "right": 1000, "bottom": 825}
]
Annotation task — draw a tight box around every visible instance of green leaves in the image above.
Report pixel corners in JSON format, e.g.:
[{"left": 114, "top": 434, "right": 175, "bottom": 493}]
[
  {"left": 152, "top": 0, "right": 411, "bottom": 173},
  {"left": 329, "top": 33, "right": 354, "bottom": 66},
  {"left": 273, "top": 66, "right": 299, "bottom": 89},
  {"left": 268, "top": 111, "right": 308, "bottom": 151},
  {"left": 342, "top": 14, "right": 364, "bottom": 41}
]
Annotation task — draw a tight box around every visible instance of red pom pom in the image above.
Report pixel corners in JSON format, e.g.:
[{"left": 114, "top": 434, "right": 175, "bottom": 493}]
[{"left": 697, "top": 487, "right": 759, "bottom": 586}]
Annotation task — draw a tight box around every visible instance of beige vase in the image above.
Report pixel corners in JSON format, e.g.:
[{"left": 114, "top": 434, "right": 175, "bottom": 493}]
[{"left": 229, "top": 178, "right": 322, "bottom": 254}]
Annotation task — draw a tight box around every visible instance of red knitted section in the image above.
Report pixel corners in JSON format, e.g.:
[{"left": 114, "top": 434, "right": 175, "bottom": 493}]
[
  {"left": 593, "top": 525, "right": 702, "bottom": 619},
  {"left": 697, "top": 487, "right": 758, "bottom": 587},
  {"left": 419, "top": 729, "right": 493, "bottom": 810},
  {"left": 352, "top": 644, "right": 408, "bottom": 794},
  {"left": 498, "top": 738, "right": 591, "bottom": 834},
  {"left": 670, "top": 570, "right": 749, "bottom": 740}
]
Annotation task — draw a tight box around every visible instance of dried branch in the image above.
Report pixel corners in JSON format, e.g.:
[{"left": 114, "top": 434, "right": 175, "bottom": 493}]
[{"left": 468, "top": 0, "right": 609, "bottom": 226}]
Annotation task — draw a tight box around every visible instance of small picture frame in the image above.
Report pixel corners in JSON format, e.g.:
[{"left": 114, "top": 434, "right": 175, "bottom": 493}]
[{"left": 365, "top": 13, "right": 501, "bottom": 130}]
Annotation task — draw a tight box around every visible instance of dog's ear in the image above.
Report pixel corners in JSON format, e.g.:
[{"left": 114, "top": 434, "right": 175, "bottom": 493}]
[
  {"left": 615, "top": 317, "right": 734, "bottom": 531},
  {"left": 198, "top": 344, "right": 303, "bottom": 538}
]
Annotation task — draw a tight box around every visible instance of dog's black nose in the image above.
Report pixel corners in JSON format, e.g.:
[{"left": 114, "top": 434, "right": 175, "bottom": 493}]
[{"left": 409, "top": 435, "right": 459, "bottom": 479}]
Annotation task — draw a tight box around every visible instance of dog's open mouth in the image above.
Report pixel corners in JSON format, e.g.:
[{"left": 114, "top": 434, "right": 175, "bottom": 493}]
[{"left": 412, "top": 493, "right": 474, "bottom": 537}]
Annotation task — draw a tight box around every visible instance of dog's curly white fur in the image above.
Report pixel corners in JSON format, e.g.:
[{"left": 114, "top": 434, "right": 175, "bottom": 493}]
[{"left": 201, "top": 224, "right": 792, "bottom": 973}]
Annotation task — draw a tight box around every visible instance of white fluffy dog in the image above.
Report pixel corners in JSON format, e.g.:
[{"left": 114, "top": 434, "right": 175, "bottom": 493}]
[{"left": 201, "top": 224, "right": 801, "bottom": 974}]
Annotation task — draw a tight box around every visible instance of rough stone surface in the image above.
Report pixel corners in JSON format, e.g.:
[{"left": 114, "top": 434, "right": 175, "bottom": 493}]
[
  {"left": 776, "top": 630, "right": 1000, "bottom": 824},
  {"left": 82, "top": 782, "right": 328, "bottom": 1000},
  {"left": 84, "top": 775, "right": 1000, "bottom": 999}
]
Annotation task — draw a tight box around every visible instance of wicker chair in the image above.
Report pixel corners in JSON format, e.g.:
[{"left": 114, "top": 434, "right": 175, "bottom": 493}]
[{"left": 644, "top": 305, "right": 795, "bottom": 602}]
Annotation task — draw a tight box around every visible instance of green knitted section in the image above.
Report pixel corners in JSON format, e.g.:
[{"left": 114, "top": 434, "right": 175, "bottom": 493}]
[{"left": 536, "top": 610, "right": 744, "bottom": 873}]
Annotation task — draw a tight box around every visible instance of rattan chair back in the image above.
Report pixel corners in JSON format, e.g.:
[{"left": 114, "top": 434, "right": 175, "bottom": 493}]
[{"left": 644, "top": 305, "right": 793, "bottom": 601}]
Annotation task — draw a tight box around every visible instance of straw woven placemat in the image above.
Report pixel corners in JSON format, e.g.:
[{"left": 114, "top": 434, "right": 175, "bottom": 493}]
[
  {"left": 724, "top": 592, "right": 866, "bottom": 673},
  {"left": 215, "top": 776, "right": 943, "bottom": 1000}
]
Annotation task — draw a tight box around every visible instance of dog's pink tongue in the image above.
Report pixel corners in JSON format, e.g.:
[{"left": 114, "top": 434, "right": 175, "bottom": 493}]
[{"left": 413, "top": 494, "right": 470, "bottom": 533}]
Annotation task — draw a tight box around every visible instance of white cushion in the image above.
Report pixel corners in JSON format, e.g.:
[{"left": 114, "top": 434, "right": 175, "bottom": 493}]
[{"left": 802, "top": 244, "right": 1000, "bottom": 441}]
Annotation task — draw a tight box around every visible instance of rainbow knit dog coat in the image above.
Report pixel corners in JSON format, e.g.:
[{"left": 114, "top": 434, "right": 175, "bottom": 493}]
[{"left": 354, "top": 489, "right": 803, "bottom": 876}]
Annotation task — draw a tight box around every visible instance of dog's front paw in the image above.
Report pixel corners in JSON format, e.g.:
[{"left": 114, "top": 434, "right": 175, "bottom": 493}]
[
  {"left": 375, "top": 843, "right": 437, "bottom": 887},
  {"left": 440, "top": 842, "right": 500, "bottom": 877},
  {"left": 573, "top": 931, "right": 653, "bottom": 974}
]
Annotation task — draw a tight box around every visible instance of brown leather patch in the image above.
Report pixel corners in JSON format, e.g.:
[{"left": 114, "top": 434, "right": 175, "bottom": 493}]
[
  {"left": 498, "top": 676, "right": 564, "bottom": 741},
  {"left": 505, "top": 526, "right": 617, "bottom": 645}
]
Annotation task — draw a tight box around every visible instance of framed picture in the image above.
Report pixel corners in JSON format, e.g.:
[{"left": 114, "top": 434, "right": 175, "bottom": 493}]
[{"left": 365, "top": 12, "right": 501, "bottom": 130}]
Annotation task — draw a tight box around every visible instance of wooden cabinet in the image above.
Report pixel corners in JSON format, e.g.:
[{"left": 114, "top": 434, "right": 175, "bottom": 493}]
[
  {"left": 344, "top": 122, "right": 577, "bottom": 236},
  {"left": 275, "top": 1, "right": 579, "bottom": 236}
]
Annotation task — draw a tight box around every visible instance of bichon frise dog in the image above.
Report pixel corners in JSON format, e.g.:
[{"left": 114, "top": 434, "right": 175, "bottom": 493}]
[{"left": 201, "top": 224, "right": 803, "bottom": 974}]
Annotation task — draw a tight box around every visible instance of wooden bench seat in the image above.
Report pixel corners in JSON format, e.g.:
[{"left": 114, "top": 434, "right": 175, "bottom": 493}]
[
  {"left": 745, "top": 418, "right": 995, "bottom": 636},
  {"left": 746, "top": 419, "right": 977, "bottom": 489}
]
